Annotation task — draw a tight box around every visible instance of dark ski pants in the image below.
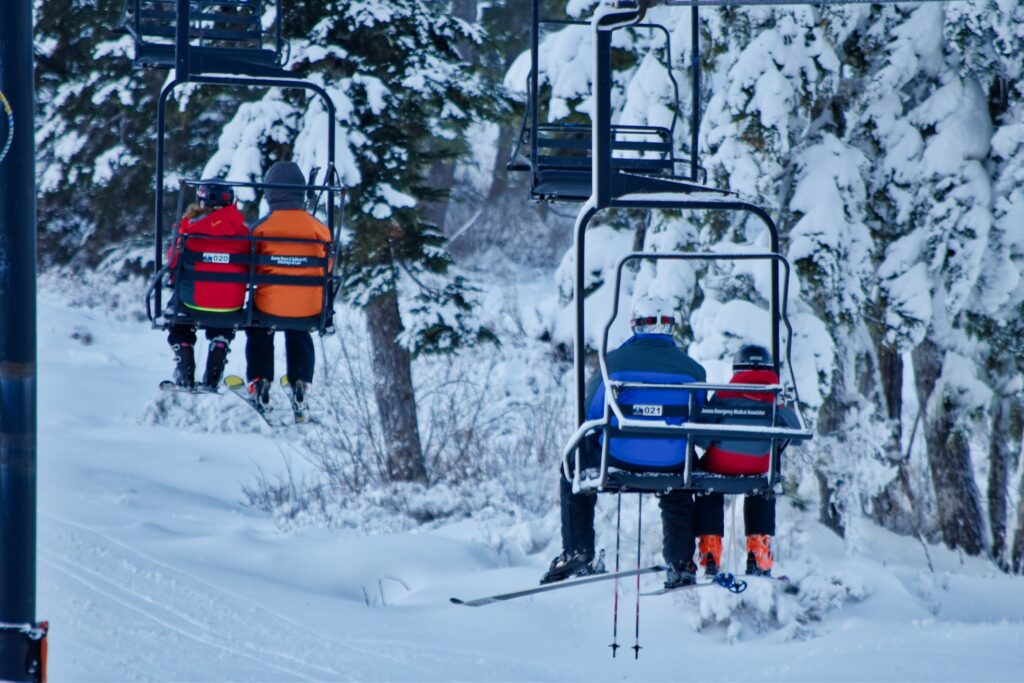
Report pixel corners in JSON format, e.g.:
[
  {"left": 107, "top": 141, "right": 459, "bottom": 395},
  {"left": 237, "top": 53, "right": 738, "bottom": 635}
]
[
  {"left": 245, "top": 328, "right": 315, "bottom": 384},
  {"left": 658, "top": 489, "right": 695, "bottom": 567},
  {"left": 558, "top": 468, "right": 696, "bottom": 567},
  {"left": 693, "top": 492, "right": 775, "bottom": 537},
  {"left": 167, "top": 325, "right": 235, "bottom": 348},
  {"left": 559, "top": 473, "right": 597, "bottom": 556}
]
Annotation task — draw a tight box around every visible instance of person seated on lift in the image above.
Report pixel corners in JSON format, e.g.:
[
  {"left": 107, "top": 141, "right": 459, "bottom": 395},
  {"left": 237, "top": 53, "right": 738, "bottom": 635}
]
[
  {"left": 245, "top": 160, "right": 331, "bottom": 421},
  {"left": 543, "top": 296, "right": 708, "bottom": 589},
  {"left": 166, "top": 181, "right": 249, "bottom": 390},
  {"left": 692, "top": 344, "right": 800, "bottom": 577}
]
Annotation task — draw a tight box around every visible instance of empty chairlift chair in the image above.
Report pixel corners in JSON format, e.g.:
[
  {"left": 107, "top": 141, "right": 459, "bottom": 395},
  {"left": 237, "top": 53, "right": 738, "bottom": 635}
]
[
  {"left": 507, "top": 0, "right": 705, "bottom": 202},
  {"left": 120, "top": 0, "right": 288, "bottom": 78}
]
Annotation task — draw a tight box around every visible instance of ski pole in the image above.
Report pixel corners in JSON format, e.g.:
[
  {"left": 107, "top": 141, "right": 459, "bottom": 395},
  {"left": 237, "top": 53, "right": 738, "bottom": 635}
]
[
  {"left": 633, "top": 492, "right": 643, "bottom": 659},
  {"left": 610, "top": 493, "right": 622, "bottom": 657}
]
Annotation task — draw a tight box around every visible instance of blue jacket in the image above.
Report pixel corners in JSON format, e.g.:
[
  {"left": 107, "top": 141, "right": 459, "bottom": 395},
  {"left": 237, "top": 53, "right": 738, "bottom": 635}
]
[{"left": 586, "top": 334, "right": 707, "bottom": 471}]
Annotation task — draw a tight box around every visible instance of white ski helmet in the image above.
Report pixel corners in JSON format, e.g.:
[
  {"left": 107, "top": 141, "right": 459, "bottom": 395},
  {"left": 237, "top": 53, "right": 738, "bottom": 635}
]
[{"left": 630, "top": 295, "right": 676, "bottom": 335}]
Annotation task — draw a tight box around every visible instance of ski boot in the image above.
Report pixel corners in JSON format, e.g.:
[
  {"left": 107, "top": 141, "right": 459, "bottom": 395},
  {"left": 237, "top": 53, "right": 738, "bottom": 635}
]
[
  {"left": 540, "top": 549, "right": 606, "bottom": 584},
  {"left": 247, "top": 378, "right": 273, "bottom": 415},
  {"left": 664, "top": 560, "right": 698, "bottom": 590},
  {"left": 171, "top": 343, "right": 195, "bottom": 389},
  {"left": 745, "top": 534, "right": 773, "bottom": 577},
  {"left": 698, "top": 535, "right": 722, "bottom": 577},
  {"left": 285, "top": 377, "right": 309, "bottom": 424},
  {"left": 201, "top": 336, "right": 231, "bottom": 390}
]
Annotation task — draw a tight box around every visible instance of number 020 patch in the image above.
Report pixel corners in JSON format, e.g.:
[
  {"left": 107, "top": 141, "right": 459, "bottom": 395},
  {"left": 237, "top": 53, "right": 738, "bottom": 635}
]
[
  {"left": 632, "top": 404, "right": 663, "bottom": 417},
  {"left": 202, "top": 252, "right": 230, "bottom": 264}
]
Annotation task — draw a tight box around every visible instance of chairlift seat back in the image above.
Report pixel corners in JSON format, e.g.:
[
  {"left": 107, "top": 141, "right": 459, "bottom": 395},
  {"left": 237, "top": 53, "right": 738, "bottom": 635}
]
[
  {"left": 592, "top": 370, "right": 703, "bottom": 472},
  {"left": 695, "top": 369, "right": 800, "bottom": 476}
]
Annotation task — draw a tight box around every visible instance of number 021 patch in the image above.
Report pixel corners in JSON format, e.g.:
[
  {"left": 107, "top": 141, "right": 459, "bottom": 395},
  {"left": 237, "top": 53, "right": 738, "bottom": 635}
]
[{"left": 632, "top": 404, "right": 663, "bottom": 417}]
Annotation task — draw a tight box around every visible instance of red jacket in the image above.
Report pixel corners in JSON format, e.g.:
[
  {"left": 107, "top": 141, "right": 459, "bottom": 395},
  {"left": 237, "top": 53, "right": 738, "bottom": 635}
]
[
  {"left": 698, "top": 369, "right": 799, "bottom": 475},
  {"left": 168, "top": 205, "right": 250, "bottom": 312}
]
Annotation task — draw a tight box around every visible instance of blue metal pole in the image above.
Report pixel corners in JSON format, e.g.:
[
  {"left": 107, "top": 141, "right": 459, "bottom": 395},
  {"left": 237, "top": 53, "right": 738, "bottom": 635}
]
[{"left": 0, "top": 0, "right": 39, "bottom": 677}]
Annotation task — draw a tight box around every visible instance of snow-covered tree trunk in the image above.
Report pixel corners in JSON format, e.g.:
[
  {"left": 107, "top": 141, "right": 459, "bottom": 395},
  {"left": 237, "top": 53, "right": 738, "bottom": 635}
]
[
  {"left": 366, "top": 289, "right": 428, "bottom": 484},
  {"left": 1013, "top": 468, "right": 1024, "bottom": 573},
  {"left": 914, "top": 340, "right": 985, "bottom": 555},
  {"left": 986, "top": 394, "right": 1017, "bottom": 567}
]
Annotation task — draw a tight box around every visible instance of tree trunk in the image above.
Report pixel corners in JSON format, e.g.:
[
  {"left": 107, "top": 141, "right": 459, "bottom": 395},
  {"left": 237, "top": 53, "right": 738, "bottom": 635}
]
[
  {"left": 913, "top": 340, "right": 985, "bottom": 555},
  {"left": 987, "top": 395, "right": 1012, "bottom": 567},
  {"left": 420, "top": 159, "right": 458, "bottom": 231},
  {"left": 1012, "top": 461, "right": 1024, "bottom": 574},
  {"left": 817, "top": 470, "right": 845, "bottom": 538},
  {"left": 878, "top": 345, "right": 902, "bottom": 437},
  {"left": 418, "top": 0, "right": 477, "bottom": 232},
  {"left": 365, "top": 289, "right": 427, "bottom": 484},
  {"left": 486, "top": 123, "right": 515, "bottom": 203},
  {"left": 869, "top": 339, "right": 917, "bottom": 534},
  {"left": 815, "top": 362, "right": 848, "bottom": 538}
]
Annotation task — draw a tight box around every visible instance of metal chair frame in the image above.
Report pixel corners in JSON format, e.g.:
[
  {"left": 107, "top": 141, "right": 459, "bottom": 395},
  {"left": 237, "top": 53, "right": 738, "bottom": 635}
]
[
  {"left": 145, "top": 177, "right": 343, "bottom": 334},
  {"left": 124, "top": 1, "right": 344, "bottom": 334},
  {"left": 562, "top": 250, "right": 814, "bottom": 494},
  {"left": 510, "top": 0, "right": 706, "bottom": 201},
  {"left": 559, "top": 1, "right": 814, "bottom": 495},
  {"left": 120, "top": 0, "right": 288, "bottom": 76}
]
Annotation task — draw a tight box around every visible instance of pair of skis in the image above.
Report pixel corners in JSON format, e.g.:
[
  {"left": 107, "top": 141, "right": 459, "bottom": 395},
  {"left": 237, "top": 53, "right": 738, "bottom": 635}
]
[
  {"left": 160, "top": 375, "right": 310, "bottom": 426},
  {"left": 449, "top": 566, "right": 793, "bottom": 607},
  {"left": 223, "top": 375, "right": 310, "bottom": 426},
  {"left": 451, "top": 492, "right": 794, "bottom": 658}
]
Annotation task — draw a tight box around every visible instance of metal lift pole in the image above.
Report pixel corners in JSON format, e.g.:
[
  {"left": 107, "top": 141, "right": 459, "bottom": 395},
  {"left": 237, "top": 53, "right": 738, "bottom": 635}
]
[{"left": 0, "top": 0, "right": 40, "bottom": 677}]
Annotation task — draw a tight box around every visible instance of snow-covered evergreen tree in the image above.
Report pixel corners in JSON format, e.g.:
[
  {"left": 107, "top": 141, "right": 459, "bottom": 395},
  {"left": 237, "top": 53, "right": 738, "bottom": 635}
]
[
  {"left": 34, "top": 0, "right": 233, "bottom": 267},
  {"left": 207, "top": 0, "right": 505, "bottom": 483}
]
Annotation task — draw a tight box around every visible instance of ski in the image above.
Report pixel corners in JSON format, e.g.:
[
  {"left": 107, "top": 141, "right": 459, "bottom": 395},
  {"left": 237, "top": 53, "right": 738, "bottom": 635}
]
[
  {"left": 639, "top": 571, "right": 747, "bottom": 596},
  {"left": 638, "top": 580, "right": 719, "bottom": 597},
  {"left": 450, "top": 565, "right": 666, "bottom": 607},
  {"left": 223, "top": 375, "right": 279, "bottom": 427},
  {"left": 280, "top": 376, "right": 312, "bottom": 424},
  {"left": 159, "top": 380, "right": 220, "bottom": 395}
]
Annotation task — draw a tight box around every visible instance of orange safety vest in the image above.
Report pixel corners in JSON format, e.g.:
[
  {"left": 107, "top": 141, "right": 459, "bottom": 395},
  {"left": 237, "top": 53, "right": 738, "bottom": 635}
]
[{"left": 251, "top": 209, "right": 332, "bottom": 318}]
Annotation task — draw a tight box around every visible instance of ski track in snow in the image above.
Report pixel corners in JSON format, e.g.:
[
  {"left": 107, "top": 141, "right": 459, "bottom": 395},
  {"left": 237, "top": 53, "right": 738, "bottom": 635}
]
[{"left": 36, "top": 294, "right": 1024, "bottom": 681}]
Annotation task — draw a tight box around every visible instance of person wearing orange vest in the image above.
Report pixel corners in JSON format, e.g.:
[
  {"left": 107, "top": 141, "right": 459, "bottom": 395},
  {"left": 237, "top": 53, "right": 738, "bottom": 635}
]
[
  {"left": 244, "top": 161, "right": 331, "bottom": 419},
  {"left": 165, "top": 181, "right": 249, "bottom": 389},
  {"left": 692, "top": 344, "right": 800, "bottom": 577}
]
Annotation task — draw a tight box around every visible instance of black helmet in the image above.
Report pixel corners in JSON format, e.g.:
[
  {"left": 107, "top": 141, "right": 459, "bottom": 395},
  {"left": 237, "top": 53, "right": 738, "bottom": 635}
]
[
  {"left": 196, "top": 180, "right": 235, "bottom": 208},
  {"left": 733, "top": 344, "right": 773, "bottom": 371}
]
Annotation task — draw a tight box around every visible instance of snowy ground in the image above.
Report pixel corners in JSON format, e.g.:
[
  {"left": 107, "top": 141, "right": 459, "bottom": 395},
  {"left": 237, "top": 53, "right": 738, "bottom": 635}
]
[{"left": 36, "top": 287, "right": 1024, "bottom": 682}]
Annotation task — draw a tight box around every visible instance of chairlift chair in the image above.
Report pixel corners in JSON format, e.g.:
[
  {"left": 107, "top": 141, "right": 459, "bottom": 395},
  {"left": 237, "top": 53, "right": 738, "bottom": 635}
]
[
  {"left": 561, "top": 250, "right": 814, "bottom": 496},
  {"left": 121, "top": 0, "right": 345, "bottom": 335},
  {"left": 119, "top": 0, "right": 289, "bottom": 78},
  {"left": 145, "top": 175, "right": 345, "bottom": 335},
  {"left": 554, "top": 0, "right": 813, "bottom": 496},
  {"left": 508, "top": 0, "right": 708, "bottom": 202}
]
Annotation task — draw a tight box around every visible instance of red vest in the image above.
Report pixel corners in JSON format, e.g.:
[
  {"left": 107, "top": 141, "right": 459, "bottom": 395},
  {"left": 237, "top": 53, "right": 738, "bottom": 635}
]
[
  {"left": 169, "top": 206, "right": 250, "bottom": 312},
  {"left": 700, "top": 369, "right": 780, "bottom": 475}
]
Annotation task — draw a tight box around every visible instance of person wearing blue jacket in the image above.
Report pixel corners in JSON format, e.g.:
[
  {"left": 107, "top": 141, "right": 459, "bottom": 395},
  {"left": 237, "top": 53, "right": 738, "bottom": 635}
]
[{"left": 542, "top": 296, "right": 707, "bottom": 589}]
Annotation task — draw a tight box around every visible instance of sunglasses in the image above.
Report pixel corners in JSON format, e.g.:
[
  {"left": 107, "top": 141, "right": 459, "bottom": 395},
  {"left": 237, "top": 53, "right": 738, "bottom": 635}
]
[{"left": 632, "top": 316, "right": 674, "bottom": 326}]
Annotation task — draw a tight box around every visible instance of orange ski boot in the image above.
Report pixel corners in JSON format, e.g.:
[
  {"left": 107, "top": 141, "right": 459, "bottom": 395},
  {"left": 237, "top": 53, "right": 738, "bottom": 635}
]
[
  {"left": 746, "top": 534, "right": 773, "bottom": 576},
  {"left": 698, "top": 535, "right": 723, "bottom": 577}
]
